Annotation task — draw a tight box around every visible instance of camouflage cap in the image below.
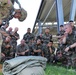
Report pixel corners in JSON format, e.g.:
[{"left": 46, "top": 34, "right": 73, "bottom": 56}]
[{"left": 18, "top": 8, "right": 27, "bottom": 22}]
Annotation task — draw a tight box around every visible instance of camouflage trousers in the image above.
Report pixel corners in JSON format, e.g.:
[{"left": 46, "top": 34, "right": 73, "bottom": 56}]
[
  {"left": 66, "top": 53, "right": 76, "bottom": 68},
  {"left": 55, "top": 50, "right": 76, "bottom": 68}
]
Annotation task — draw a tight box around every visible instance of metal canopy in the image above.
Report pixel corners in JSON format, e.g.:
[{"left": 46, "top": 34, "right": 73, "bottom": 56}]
[
  {"left": 37, "top": 0, "right": 75, "bottom": 22},
  {"left": 32, "top": 0, "right": 76, "bottom": 33}
]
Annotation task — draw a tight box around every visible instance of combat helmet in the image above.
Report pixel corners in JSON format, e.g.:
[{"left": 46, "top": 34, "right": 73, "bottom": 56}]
[{"left": 18, "top": 8, "right": 27, "bottom": 22}]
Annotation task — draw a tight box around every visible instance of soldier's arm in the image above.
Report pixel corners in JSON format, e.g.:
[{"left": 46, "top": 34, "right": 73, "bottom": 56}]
[
  {"left": 24, "top": 45, "right": 29, "bottom": 52},
  {"left": 34, "top": 49, "right": 42, "bottom": 53},
  {"left": 33, "top": 49, "right": 38, "bottom": 52},
  {"left": 0, "top": 30, "right": 9, "bottom": 36},
  {"left": 69, "top": 43, "right": 76, "bottom": 49},
  {"left": 49, "top": 47, "right": 53, "bottom": 54},
  {"left": 24, "top": 49, "right": 29, "bottom": 52},
  {"left": 61, "top": 33, "right": 68, "bottom": 44},
  {"left": 65, "top": 43, "right": 76, "bottom": 52},
  {"left": 14, "top": 35, "right": 20, "bottom": 40}
]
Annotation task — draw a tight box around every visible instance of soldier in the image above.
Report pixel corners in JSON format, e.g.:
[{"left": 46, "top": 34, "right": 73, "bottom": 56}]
[
  {"left": 69, "top": 20, "right": 76, "bottom": 33},
  {"left": 10, "top": 27, "right": 20, "bottom": 56},
  {"left": 28, "top": 37, "right": 35, "bottom": 55},
  {"left": 23, "top": 28, "right": 35, "bottom": 44},
  {"left": 1, "top": 36, "right": 13, "bottom": 61},
  {"left": 6, "top": 27, "right": 13, "bottom": 35},
  {"left": 61, "top": 23, "right": 76, "bottom": 67},
  {"left": 57, "top": 25, "right": 65, "bottom": 38},
  {"left": 16, "top": 39, "right": 30, "bottom": 56},
  {"left": 32, "top": 39, "right": 44, "bottom": 56},
  {"left": 0, "top": 0, "right": 27, "bottom": 26},
  {"left": 56, "top": 25, "right": 65, "bottom": 47},
  {"left": 42, "top": 28, "right": 52, "bottom": 45},
  {"left": 43, "top": 40, "right": 55, "bottom": 63},
  {"left": 59, "top": 25, "right": 65, "bottom": 35}
]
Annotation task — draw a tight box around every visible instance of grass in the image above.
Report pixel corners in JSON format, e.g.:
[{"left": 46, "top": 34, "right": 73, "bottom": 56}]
[
  {"left": 0, "top": 73, "right": 2, "bottom": 75},
  {"left": 45, "top": 64, "right": 76, "bottom": 75},
  {"left": 0, "top": 64, "right": 76, "bottom": 75}
]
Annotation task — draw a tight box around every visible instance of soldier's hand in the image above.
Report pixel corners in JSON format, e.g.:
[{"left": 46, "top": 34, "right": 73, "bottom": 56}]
[
  {"left": 6, "top": 45, "right": 11, "bottom": 48},
  {"left": 38, "top": 49, "right": 41, "bottom": 52},
  {"left": 1, "top": 53, "right": 5, "bottom": 57},
  {"left": 65, "top": 47, "right": 69, "bottom": 52},
  {"left": 21, "top": 52, "right": 25, "bottom": 55}
]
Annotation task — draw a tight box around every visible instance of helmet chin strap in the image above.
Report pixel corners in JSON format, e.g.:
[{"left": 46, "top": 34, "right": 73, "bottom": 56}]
[{"left": 15, "top": 0, "right": 22, "bottom": 9}]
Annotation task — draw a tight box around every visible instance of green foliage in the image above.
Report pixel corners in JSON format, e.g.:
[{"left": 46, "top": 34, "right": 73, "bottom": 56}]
[{"left": 45, "top": 64, "right": 76, "bottom": 75}]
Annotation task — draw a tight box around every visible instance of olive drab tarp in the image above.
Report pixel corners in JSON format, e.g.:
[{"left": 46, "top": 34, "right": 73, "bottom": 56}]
[
  {"left": 2, "top": 56, "right": 47, "bottom": 75},
  {"left": 0, "top": 0, "right": 13, "bottom": 20}
]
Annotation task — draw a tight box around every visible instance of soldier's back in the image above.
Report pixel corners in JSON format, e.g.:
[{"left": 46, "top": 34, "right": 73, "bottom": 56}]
[{"left": 0, "top": 0, "right": 13, "bottom": 20}]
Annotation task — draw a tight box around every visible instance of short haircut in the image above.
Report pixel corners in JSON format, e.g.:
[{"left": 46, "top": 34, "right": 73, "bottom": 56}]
[
  {"left": 49, "top": 40, "right": 53, "bottom": 43},
  {"left": 60, "top": 25, "right": 63, "bottom": 27},
  {"left": 64, "top": 23, "right": 72, "bottom": 28},
  {"left": 69, "top": 20, "right": 73, "bottom": 22},
  {"left": 28, "top": 28, "right": 31, "bottom": 29},
  {"left": 46, "top": 27, "right": 50, "bottom": 30}
]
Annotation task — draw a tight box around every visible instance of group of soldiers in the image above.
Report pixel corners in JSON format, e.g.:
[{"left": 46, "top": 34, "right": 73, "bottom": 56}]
[
  {"left": 1, "top": 27, "right": 54, "bottom": 63},
  {"left": 19, "top": 21, "right": 76, "bottom": 68},
  {"left": 56, "top": 21, "right": 76, "bottom": 68},
  {"left": 0, "top": 0, "right": 27, "bottom": 61},
  {"left": 0, "top": 20, "right": 76, "bottom": 68},
  {"left": 0, "top": 0, "right": 76, "bottom": 69}
]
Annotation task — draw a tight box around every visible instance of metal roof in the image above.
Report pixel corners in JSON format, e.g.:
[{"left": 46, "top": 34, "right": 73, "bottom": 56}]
[
  {"left": 37, "top": 0, "right": 73, "bottom": 22},
  {"left": 33, "top": 0, "right": 76, "bottom": 33}
]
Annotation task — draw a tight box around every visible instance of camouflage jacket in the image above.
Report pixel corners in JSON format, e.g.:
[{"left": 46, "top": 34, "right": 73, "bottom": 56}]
[{"left": 0, "top": 0, "right": 13, "bottom": 20}]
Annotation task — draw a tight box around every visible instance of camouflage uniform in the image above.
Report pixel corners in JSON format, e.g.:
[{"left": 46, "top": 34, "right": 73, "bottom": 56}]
[
  {"left": 0, "top": 0, "right": 13, "bottom": 20},
  {"left": 56, "top": 30, "right": 66, "bottom": 63},
  {"left": 6, "top": 30, "right": 12, "bottom": 36},
  {"left": 1, "top": 40, "right": 13, "bottom": 60},
  {"left": 23, "top": 33, "right": 35, "bottom": 44},
  {"left": 32, "top": 42, "right": 43, "bottom": 56},
  {"left": 72, "top": 26, "right": 76, "bottom": 34},
  {"left": 10, "top": 32, "right": 19, "bottom": 55},
  {"left": 16, "top": 43, "right": 29, "bottom": 56},
  {"left": 42, "top": 33, "right": 52, "bottom": 44},
  {"left": 64, "top": 32, "right": 76, "bottom": 67},
  {"left": 58, "top": 30, "right": 65, "bottom": 36},
  {"left": 28, "top": 41, "right": 35, "bottom": 55},
  {"left": 43, "top": 45, "right": 55, "bottom": 63}
]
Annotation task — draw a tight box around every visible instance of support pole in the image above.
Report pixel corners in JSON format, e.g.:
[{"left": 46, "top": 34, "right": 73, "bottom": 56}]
[
  {"left": 38, "top": 20, "right": 42, "bottom": 35},
  {"left": 69, "top": 0, "right": 76, "bottom": 21},
  {"left": 42, "top": 1, "right": 56, "bottom": 26},
  {"left": 55, "top": 0, "right": 64, "bottom": 32}
]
